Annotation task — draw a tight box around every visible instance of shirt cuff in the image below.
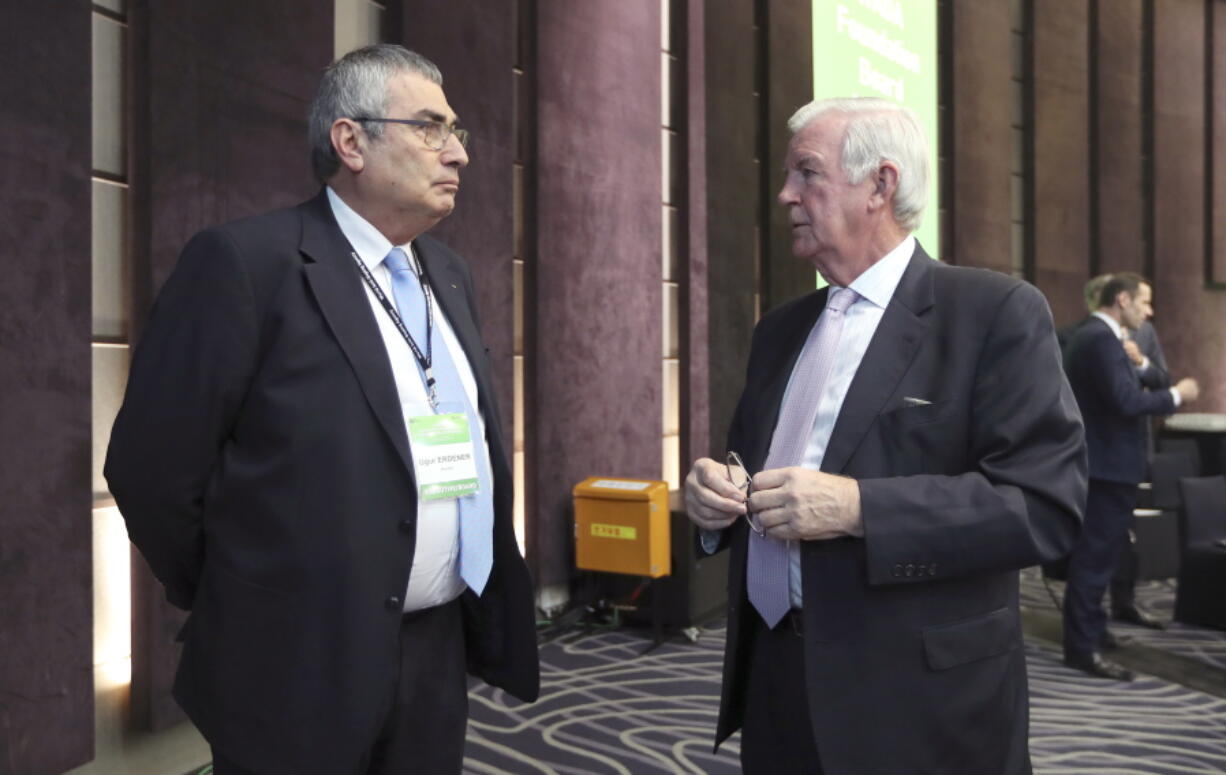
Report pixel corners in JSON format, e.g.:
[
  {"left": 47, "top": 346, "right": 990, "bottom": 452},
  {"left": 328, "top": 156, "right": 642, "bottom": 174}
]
[{"left": 1170, "top": 387, "right": 1182, "bottom": 407}]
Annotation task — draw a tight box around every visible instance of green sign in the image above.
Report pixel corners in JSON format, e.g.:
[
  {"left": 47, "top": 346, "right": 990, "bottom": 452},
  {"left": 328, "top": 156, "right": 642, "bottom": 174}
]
[{"left": 812, "top": 0, "right": 940, "bottom": 259}]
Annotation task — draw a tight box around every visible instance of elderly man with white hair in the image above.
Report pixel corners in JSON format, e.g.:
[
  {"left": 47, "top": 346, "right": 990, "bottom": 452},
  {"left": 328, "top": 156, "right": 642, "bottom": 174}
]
[{"left": 684, "top": 97, "right": 1086, "bottom": 774}]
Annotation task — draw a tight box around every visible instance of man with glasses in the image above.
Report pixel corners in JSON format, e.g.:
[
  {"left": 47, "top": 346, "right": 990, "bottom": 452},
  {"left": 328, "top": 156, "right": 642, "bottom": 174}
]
[
  {"left": 106, "top": 44, "right": 537, "bottom": 774},
  {"left": 684, "top": 97, "right": 1086, "bottom": 774}
]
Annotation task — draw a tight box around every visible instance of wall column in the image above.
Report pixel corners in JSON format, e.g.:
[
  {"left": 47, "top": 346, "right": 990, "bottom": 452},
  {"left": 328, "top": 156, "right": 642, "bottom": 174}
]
[
  {"left": 530, "top": 1, "right": 663, "bottom": 598},
  {"left": 0, "top": 3, "right": 94, "bottom": 771}
]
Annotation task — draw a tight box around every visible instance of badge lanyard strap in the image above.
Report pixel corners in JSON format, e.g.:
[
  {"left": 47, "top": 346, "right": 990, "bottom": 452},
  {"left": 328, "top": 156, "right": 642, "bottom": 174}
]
[{"left": 350, "top": 249, "right": 439, "bottom": 409}]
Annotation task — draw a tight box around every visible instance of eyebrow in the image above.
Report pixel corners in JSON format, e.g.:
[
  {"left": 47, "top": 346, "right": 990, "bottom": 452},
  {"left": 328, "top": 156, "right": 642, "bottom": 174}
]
[
  {"left": 412, "top": 108, "right": 460, "bottom": 127},
  {"left": 786, "top": 153, "right": 821, "bottom": 171}
]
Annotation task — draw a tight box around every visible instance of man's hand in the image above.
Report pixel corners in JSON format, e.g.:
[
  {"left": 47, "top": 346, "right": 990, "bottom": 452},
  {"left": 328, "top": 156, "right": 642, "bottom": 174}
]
[
  {"left": 1175, "top": 377, "right": 1200, "bottom": 403},
  {"left": 1122, "top": 339, "right": 1145, "bottom": 367},
  {"left": 748, "top": 467, "right": 863, "bottom": 541},
  {"left": 684, "top": 457, "right": 746, "bottom": 531}
]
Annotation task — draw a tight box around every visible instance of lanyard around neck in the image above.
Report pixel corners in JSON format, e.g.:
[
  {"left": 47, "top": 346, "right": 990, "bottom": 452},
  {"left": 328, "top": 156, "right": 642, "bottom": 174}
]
[{"left": 350, "top": 248, "right": 439, "bottom": 409}]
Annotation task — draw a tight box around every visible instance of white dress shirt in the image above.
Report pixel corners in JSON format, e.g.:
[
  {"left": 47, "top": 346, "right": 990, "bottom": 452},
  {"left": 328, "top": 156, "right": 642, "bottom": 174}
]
[{"left": 327, "top": 187, "right": 490, "bottom": 611}]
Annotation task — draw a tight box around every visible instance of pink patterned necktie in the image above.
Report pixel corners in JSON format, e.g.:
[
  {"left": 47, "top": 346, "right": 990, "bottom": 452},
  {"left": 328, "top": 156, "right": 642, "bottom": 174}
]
[{"left": 747, "top": 287, "right": 859, "bottom": 627}]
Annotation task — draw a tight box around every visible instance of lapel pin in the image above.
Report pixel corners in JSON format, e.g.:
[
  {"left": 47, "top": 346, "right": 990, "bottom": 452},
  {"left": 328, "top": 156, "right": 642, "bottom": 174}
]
[{"left": 451, "top": 283, "right": 458, "bottom": 289}]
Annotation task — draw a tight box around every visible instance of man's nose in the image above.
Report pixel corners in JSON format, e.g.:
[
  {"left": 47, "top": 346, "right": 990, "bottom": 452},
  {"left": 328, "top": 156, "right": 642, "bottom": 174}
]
[
  {"left": 442, "top": 134, "right": 469, "bottom": 167},
  {"left": 778, "top": 182, "right": 797, "bottom": 207}
]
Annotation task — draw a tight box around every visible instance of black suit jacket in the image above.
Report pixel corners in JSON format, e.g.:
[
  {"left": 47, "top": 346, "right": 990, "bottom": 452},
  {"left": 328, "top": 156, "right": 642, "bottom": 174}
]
[
  {"left": 105, "top": 191, "right": 538, "bottom": 773},
  {"left": 1059, "top": 315, "right": 1170, "bottom": 391},
  {"left": 713, "top": 247, "right": 1086, "bottom": 774},
  {"left": 1064, "top": 316, "right": 1175, "bottom": 484}
]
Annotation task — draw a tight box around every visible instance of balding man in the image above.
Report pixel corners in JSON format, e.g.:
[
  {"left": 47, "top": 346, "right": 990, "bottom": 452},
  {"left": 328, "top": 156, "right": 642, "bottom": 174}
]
[{"left": 106, "top": 45, "right": 538, "bottom": 774}]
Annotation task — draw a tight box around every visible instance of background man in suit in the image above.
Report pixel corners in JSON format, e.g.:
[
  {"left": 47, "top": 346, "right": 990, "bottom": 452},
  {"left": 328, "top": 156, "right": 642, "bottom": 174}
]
[
  {"left": 683, "top": 97, "right": 1086, "bottom": 774},
  {"left": 1061, "top": 275, "right": 1171, "bottom": 632},
  {"left": 1061, "top": 273, "right": 1198, "bottom": 680},
  {"left": 105, "top": 45, "right": 538, "bottom": 774}
]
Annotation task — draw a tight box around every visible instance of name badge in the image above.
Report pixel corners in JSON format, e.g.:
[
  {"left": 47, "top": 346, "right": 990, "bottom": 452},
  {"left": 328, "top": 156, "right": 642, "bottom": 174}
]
[{"left": 407, "top": 413, "right": 480, "bottom": 501}]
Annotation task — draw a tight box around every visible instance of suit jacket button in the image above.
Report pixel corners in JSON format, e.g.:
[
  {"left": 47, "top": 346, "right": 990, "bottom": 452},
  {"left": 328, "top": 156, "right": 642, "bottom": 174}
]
[
  {"left": 399, "top": 520, "right": 413, "bottom": 534},
  {"left": 904, "top": 563, "right": 914, "bottom": 577},
  {"left": 929, "top": 564, "right": 937, "bottom": 576},
  {"left": 916, "top": 563, "right": 926, "bottom": 575},
  {"left": 892, "top": 564, "right": 903, "bottom": 578},
  {"left": 385, "top": 596, "right": 401, "bottom": 610}
]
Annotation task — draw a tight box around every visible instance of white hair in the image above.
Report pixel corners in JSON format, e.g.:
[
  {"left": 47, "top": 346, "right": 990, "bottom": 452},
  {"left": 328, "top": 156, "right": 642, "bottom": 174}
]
[{"left": 787, "top": 97, "right": 929, "bottom": 232}]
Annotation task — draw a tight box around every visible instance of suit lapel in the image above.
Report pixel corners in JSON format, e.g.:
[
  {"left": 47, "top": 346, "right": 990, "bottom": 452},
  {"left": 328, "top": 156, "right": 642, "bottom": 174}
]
[
  {"left": 822, "top": 247, "right": 934, "bottom": 473},
  {"left": 298, "top": 192, "right": 417, "bottom": 482}
]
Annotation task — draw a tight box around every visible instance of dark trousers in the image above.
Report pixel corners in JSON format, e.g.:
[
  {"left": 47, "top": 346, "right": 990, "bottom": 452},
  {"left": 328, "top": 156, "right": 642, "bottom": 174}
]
[
  {"left": 1063, "top": 480, "right": 1137, "bottom": 659},
  {"left": 740, "top": 611, "right": 824, "bottom": 775},
  {"left": 1109, "top": 527, "right": 1139, "bottom": 614},
  {"left": 212, "top": 597, "right": 468, "bottom": 775}
]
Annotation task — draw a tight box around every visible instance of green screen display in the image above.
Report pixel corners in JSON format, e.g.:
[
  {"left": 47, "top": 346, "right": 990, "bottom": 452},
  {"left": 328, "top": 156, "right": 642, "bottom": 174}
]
[{"left": 811, "top": 0, "right": 939, "bottom": 259}]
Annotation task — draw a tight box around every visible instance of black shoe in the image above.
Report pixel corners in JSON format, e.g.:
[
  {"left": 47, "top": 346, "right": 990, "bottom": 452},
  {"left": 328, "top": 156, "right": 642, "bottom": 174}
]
[
  {"left": 1064, "top": 651, "right": 1135, "bottom": 681},
  {"left": 1100, "top": 630, "right": 1119, "bottom": 650},
  {"left": 1114, "top": 605, "right": 1167, "bottom": 630}
]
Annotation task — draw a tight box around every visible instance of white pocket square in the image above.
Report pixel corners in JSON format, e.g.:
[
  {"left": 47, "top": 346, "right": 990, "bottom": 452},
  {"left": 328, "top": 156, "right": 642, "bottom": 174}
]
[{"left": 901, "top": 396, "right": 932, "bottom": 407}]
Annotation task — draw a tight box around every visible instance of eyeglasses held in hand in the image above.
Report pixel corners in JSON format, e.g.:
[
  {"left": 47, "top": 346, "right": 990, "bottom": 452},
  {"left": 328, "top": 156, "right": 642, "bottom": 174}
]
[
  {"left": 351, "top": 117, "right": 470, "bottom": 151},
  {"left": 726, "top": 451, "right": 764, "bottom": 536}
]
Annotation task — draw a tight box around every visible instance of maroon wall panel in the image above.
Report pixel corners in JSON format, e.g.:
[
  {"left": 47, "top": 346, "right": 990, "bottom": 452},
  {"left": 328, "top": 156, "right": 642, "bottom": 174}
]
[
  {"left": 684, "top": 0, "right": 711, "bottom": 463},
  {"left": 1152, "top": 0, "right": 1226, "bottom": 412},
  {"left": 394, "top": 2, "right": 516, "bottom": 449},
  {"left": 1213, "top": 1, "right": 1226, "bottom": 286},
  {"left": 1095, "top": 0, "right": 1146, "bottom": 277},
  {"left": 532, "top": 1, "right": 663, "bottom": 590},
  {"left": 1032, "top": 0, "right": 1090, "bottom": 326},
  {"left": 0, "top": 3, "right": 95, "bottom": 772},
  {"left": 949, "top": 0, "right": 1013, "bottom": 273},
  {"left": 763, "top": 0, "right": 815, "bottom": 312},
  {"left": 701, "top": 0, "right": 757, "bottom": 460},
  {"left": 129, "top": 0, "right": 331, "bottom": 730}
]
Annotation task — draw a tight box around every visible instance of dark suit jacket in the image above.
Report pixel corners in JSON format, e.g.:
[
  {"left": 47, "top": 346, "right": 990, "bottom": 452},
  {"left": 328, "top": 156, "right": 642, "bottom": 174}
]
[
  {"left": 1059, "top": 315, "right": 1169, "bottom": 391},
  {"left": 105, "top": 191, "right": 539, "bottom": 774},
  {"left": 713, "top": 247, "right": 1086, "bottom": 774},
  {"left": 1132, "top": 320, "right": 1170, "bottom": 391},
  {"left": 1064, "top": 316, "right": 1175, "bottom": 485}
]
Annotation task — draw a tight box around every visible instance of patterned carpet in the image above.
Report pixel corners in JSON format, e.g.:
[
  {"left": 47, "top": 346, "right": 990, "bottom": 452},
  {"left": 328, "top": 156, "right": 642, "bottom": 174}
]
[
  {"left": 1019, "top": 567, "right": 1226, "bottom": 672},
  {"left": 463, "top": 575, "right": 1226, "bottom": 774}
]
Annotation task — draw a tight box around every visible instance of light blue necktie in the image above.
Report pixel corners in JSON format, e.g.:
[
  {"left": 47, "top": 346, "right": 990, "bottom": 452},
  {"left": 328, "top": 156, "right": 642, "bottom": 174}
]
[{"left": 385, "top": 246, "right": 493, "bottom": 595}]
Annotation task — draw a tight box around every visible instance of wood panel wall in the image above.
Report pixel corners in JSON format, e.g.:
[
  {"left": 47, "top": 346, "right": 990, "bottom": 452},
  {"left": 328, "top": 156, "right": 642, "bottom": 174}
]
[
  {"left": 128, "top": 0, "right": 330, "bottom": 730},
  {"left": 0, "top": 4, "right": 94, "bottom": 771},
  {"left": 530, "top": 1, "right": 664, "bottom": 592}
]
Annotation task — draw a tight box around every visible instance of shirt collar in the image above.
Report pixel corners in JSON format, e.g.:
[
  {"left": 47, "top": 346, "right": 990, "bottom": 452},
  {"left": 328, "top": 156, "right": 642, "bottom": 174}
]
[
  {"left": 326, "top": 186, "right": 412, "bottom": 272},
  {"left": 1092, "top": 310, "right": 1123, "bottom": 339},
  {"left": 836, "top": 234, "right": 916, "bottom": 309}
]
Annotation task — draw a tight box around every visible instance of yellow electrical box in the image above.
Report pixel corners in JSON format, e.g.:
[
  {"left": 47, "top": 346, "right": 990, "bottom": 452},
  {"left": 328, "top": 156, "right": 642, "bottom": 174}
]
[{"left": 573, "top": 477, "right": 671, "bottom": 578}]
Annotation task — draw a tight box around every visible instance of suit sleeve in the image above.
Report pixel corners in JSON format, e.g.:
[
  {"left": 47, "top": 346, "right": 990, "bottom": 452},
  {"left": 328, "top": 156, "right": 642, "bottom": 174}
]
[
  {"left": 1088, "top": 330, "right": 1176, "bottom": 418},
  {"left": 858, "top": 283, "right": 1087, "bottom": 586},
  {"left": 104, "top": 228, "right": 260, "bottom": 609},
  {"left": 691, "top": 316, "right": 769, "bottom": 558},
  {"left": 1136, "top": 323, "right": 1171, "bottom": 391}
]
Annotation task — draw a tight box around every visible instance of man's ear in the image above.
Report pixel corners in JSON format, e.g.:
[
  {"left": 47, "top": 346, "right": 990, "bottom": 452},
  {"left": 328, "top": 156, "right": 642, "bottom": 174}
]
[
  {"left": 868, "top": 161, "right": 900, "bottom": 212},
  {"left": 330, "top": 118, "right": 365, "bottom": 174}
]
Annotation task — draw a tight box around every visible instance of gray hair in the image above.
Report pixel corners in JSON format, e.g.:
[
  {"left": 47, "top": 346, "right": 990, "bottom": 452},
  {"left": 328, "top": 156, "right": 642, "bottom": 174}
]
[
  {"left": 308, "top": 44, "right": 443, "bottom": 183},
  {"left": 787, "top": 97, "right": 929, "bottom": 232}
]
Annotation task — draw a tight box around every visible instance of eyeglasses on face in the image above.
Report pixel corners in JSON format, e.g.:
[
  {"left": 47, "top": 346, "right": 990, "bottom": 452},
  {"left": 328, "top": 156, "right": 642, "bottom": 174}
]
[
  {"left": 726, "top": 450, "right": 764, "bottom": 536},
  {"left": 351, "top": 117, "right": 470, "bottom": 151}
]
